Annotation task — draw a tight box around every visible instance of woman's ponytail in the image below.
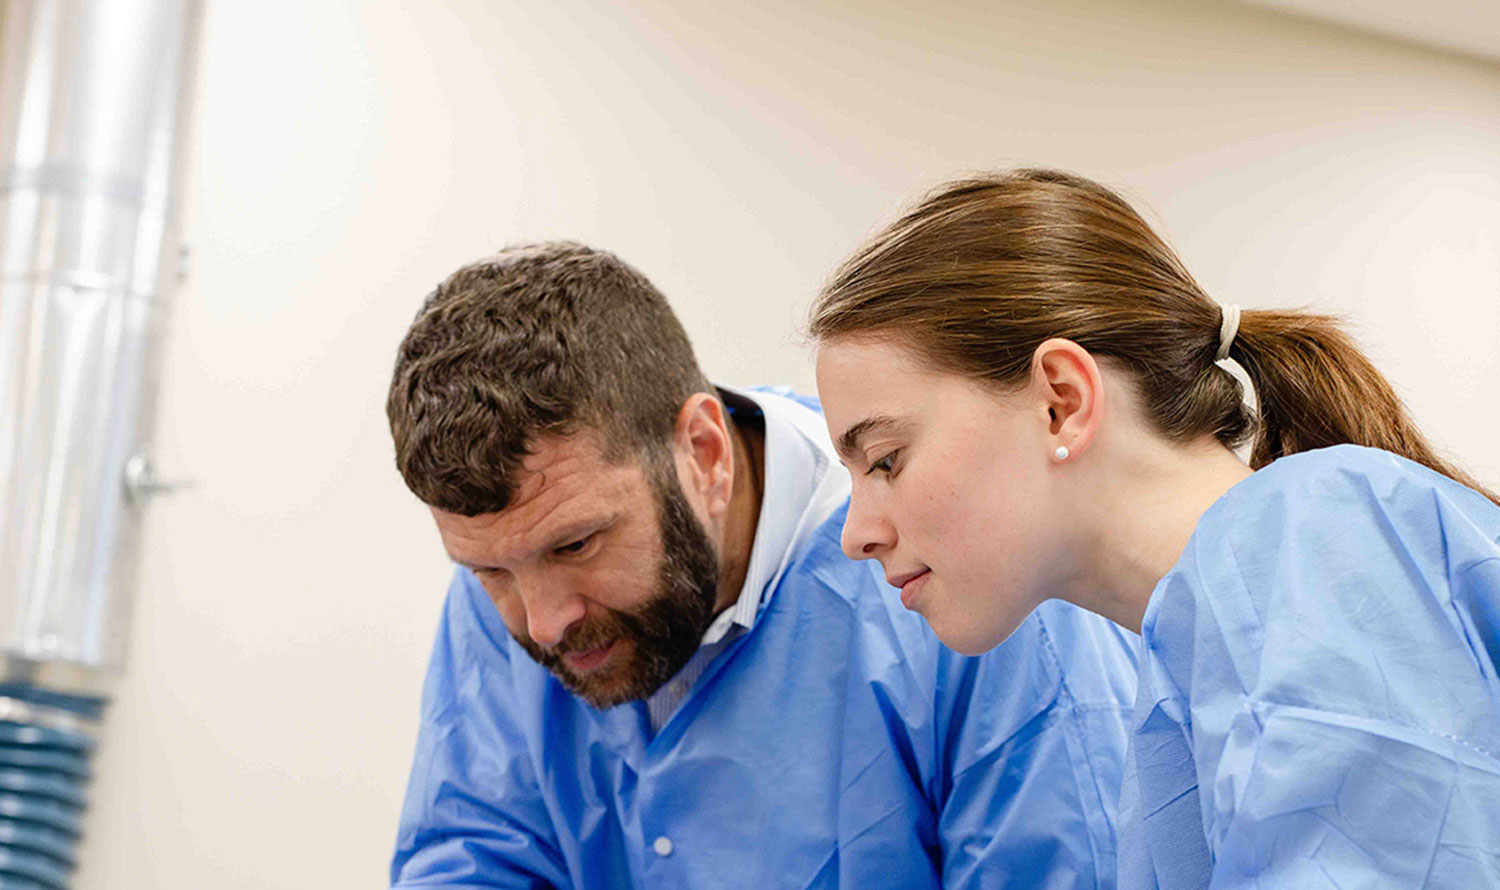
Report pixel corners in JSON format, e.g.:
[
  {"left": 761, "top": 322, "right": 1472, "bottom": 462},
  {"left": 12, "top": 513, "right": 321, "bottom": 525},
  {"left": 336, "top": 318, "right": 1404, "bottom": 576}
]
[{"left": 1232, "top": 310, "right": 1499, "bottom": 505}]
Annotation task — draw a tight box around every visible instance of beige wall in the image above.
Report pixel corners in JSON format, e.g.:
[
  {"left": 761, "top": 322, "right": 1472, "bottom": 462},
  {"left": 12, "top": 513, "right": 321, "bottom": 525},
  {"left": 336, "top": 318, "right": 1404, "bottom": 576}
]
[{"left": 74, "top": 0, "right": 1500, "bottom": 886}]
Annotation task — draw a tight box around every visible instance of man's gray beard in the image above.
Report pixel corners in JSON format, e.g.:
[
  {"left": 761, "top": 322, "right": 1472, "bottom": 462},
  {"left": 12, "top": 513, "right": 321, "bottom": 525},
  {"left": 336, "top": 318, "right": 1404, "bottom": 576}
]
[{"left": 514, "top": 465, "right": 721, "bottom": 708}]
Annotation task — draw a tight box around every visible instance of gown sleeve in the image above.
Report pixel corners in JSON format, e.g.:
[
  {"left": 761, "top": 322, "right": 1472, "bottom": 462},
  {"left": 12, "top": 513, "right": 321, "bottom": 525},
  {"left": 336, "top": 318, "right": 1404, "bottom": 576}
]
[
  {"left": 390, "top": 571, "right": 570, "bottom": 889},
  {"left": 1145, "top": 447, "right": 1500, "bottom": 889}
]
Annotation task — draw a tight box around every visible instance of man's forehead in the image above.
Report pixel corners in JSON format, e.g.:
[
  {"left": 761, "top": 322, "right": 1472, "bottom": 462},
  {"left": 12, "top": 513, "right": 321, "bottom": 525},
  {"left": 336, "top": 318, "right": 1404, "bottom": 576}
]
[
  {"left": 483, "top": 431, "right": 644, "bottom": 536},
  {"left": 512, "top": 430, "right": 630, "bottom": 502},
  {"left": 433, "top": 437, "right": 645, "bottom": 565}
]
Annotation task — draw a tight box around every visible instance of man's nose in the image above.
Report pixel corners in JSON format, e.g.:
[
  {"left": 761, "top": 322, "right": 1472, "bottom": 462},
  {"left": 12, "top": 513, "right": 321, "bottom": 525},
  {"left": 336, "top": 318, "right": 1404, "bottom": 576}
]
[
  {"left": 519, "top": 583, "right": 588, "bottom": 648},
  {"left": 841, "top": 490, "right": 896, "bottom": 561}
]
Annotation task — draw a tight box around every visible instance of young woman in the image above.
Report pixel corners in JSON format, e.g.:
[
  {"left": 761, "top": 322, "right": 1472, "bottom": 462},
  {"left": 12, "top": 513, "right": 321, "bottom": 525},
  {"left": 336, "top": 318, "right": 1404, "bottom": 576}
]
[{"left": 810, "top": 169, "right": 1500, "bottom": 888}]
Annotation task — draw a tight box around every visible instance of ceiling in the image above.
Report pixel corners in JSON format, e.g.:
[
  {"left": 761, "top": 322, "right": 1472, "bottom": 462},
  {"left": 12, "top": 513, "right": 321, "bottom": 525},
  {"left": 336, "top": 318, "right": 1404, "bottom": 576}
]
[{"left": 1238, "top": 0, "right": 1500, "bottom": 65}]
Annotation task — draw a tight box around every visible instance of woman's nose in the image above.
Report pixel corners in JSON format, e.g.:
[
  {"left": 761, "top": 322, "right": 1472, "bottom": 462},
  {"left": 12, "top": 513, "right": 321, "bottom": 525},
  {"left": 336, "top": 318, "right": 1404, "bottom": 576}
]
[{"left": 841, "top": 490, "right": 896, "bottom": 560}]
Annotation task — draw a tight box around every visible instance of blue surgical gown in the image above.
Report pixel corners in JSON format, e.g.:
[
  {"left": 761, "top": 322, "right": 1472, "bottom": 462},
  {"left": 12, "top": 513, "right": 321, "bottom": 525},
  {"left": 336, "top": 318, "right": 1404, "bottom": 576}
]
[
  {"left": 392, "top": 505, "right": 1139, "bottom": 888},
  {"left": 1119, "top": 444, "right": 1500, "bottom": 889}
]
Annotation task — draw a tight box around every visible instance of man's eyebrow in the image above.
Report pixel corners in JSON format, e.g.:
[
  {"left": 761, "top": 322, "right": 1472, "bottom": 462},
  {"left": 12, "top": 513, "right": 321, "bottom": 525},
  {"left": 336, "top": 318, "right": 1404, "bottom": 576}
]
[
  {"left": 835, "top": 415, "right": 906, "bottom": 461},
  {"left": 444, "top": 512, "right": 621, "bottom": 572},
  {"left": 447, "top": 554, "right": 496, "bottom": 573},
  {"left": 541, "top": 513, "right": 619, "bottom": 551}
]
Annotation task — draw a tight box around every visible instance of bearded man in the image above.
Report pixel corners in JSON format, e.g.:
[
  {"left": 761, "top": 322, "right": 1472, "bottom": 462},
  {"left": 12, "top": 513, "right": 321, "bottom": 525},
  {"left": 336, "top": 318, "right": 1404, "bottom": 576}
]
[{"left": 385, "top": 242, "right": 1138, "bottom": 889}]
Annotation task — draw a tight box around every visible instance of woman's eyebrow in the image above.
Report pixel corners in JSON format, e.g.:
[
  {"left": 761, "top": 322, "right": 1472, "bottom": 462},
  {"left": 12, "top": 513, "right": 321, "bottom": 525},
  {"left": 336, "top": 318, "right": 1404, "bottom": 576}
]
[{"left": 835, "top": 415, "right": 909, "bottom": 462}]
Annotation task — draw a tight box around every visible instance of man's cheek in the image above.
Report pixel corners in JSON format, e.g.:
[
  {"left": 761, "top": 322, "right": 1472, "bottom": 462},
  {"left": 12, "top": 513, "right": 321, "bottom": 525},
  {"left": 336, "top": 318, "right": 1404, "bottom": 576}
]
[{"left": 494, "top": 600, "right": 531, "bottom": 643}]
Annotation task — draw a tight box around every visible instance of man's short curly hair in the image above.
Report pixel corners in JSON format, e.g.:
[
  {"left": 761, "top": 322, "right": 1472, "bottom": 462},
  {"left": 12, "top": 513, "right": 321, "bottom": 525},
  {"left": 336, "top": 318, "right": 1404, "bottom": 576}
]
[{"left": 387, "top": 242, "right": 713, "bottom": 515}]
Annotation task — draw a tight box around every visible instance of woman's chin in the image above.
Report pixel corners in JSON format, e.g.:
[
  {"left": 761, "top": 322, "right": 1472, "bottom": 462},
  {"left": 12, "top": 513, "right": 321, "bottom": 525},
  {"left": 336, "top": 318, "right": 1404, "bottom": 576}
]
[{"left": 930, "top": 608, "right": 1029, "bottom": 656}]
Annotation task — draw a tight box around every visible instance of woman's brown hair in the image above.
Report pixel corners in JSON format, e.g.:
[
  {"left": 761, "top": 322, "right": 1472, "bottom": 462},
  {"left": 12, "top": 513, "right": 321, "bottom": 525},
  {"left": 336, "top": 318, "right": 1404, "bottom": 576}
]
[{"left": 810, "top": 168, "right": 1497, "bottom": 505}]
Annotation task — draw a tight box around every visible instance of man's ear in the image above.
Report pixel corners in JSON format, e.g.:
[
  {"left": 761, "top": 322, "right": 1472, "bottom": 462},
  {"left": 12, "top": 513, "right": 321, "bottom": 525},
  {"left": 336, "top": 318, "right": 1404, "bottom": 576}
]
[
  {"left": 671, "top": 393, "right": 734, "bottom": 515},
  {"left": 1030, "top": 338, "right": 1105, "bottom": 462}
]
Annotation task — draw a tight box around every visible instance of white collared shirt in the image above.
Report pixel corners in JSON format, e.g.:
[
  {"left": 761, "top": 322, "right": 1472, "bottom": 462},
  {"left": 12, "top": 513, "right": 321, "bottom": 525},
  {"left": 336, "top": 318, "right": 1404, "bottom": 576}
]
[{"left": 644, "top": 385, "right": 840, "bottom": 734}]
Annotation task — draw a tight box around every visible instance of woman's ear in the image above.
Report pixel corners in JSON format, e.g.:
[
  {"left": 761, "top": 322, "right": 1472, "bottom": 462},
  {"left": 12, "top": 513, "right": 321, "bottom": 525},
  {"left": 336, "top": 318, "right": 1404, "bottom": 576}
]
[
  {"left": 1031, "top": 338, "right": 1105, "bottom": 462},
  {"left": 671, "top": 393, "right": 734, "bottom": 514}
]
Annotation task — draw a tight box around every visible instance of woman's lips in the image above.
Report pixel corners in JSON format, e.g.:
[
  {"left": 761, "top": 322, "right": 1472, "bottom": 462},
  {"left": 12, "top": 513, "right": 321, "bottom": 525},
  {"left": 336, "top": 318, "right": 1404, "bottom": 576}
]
[
  {"left": 561, "top": 639, "right": 619, "bottom": 672},
  {"left": 893, "top": 569, "right": 931, "bottom": 609}
]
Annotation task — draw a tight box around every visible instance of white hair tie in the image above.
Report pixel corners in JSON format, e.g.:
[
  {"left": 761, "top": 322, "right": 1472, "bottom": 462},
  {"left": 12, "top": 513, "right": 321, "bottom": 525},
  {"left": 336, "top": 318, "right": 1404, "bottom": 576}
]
[{"left": 1216, "top": 303, "right": 1241, "bottom": 362}]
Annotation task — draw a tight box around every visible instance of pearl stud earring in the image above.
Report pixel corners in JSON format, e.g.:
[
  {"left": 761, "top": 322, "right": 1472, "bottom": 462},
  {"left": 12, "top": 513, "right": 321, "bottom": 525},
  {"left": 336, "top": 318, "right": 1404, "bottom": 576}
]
[{"left": 1054, "top": 446, "right": 1070, "bottom": 461}]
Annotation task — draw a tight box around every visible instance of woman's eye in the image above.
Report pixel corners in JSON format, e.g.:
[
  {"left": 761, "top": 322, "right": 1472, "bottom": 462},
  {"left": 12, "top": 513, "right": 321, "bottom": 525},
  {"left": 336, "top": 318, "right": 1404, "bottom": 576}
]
[{"left": 866, "top": 450, "right": 899, "bottom": 476}]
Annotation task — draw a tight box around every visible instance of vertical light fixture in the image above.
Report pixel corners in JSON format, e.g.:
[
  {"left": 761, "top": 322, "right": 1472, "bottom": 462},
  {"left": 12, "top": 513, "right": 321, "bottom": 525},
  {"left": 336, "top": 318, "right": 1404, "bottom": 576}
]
[{"left": 0, "top": 1, "right": 202, "bottom": 885}]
